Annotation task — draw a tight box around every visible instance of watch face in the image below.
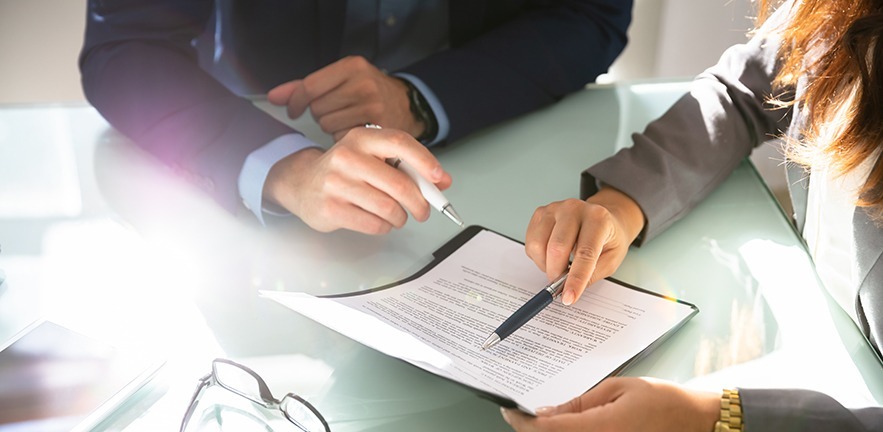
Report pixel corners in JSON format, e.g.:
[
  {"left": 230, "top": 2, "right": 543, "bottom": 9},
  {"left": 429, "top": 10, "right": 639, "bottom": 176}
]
[
  {"left": 407, "top": 86, "right": 427, "bottom": 119},
  {"left": 405, "top": 84, "right": 437, "bottom": 141}
]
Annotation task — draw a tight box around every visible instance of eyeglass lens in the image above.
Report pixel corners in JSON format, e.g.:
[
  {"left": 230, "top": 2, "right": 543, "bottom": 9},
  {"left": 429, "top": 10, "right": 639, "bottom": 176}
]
[
  {"left": 210, "top": 360, "right": 329, "bottom": 432},
  {"left": 214, "top": 360, "right": 267, "bottom": 406},
  {"left": 281, "top": 395, "right": 328, "bottom": 432}
]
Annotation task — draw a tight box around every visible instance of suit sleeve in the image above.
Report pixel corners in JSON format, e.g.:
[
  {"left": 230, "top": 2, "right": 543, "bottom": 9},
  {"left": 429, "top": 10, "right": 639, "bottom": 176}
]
[
  {"left": 579, "top": 4, "right": 795, "bottom": 243},
  {"left": 79, "top": 0, "right": 297, "bottom": 212},
  {"left": 399, "top": 0, "right": 632, "bottom": 143},
  {"left": 741, "top": 389, "right": 883, "bottom": 432}
]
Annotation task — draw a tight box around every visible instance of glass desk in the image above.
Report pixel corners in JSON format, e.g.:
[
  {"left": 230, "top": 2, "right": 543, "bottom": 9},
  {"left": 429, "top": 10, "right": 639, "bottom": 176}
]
[{"left": 0, "top": 80, "right": 880, "bottom": 431}]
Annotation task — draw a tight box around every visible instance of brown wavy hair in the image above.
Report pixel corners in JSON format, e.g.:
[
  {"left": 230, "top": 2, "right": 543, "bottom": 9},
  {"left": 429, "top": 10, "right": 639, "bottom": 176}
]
[{"left": 761, "top": 0, "right": 883, "bottom": 219}]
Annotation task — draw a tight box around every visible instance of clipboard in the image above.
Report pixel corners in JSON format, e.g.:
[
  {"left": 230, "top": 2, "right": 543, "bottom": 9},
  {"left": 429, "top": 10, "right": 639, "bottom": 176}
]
[{"left": 263, "top": 225, "right": 698, "bottom": 413}]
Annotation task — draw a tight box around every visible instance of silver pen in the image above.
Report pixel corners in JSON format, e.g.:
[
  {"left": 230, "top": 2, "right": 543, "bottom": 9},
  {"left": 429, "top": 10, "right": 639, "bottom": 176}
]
[
  {"left": 364, "top": 124, "right": 464, "bottom": 227},
  {"left": 481, "top": 270, "right": 569, "bottom": 350}
]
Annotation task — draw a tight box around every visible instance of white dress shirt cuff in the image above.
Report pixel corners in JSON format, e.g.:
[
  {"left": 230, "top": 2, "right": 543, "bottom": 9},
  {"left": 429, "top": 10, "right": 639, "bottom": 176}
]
[
  {"left": 238, "top": 133, "right": 321, "bottom": 225},
  {"left": 394, "top": 73, "right": 450, "bottom": 146}
]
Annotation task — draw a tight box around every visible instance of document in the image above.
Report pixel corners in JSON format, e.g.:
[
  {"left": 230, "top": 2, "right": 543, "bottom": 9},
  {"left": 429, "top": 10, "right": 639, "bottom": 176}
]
[{"left": 262, "top": 227, "right": 697, "bottom": 413}]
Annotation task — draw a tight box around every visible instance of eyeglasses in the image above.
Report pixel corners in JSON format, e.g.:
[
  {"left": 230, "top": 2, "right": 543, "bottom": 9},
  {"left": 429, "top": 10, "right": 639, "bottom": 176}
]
[{"left": 180, "top": 358, "right": 330, "bottom": 432}]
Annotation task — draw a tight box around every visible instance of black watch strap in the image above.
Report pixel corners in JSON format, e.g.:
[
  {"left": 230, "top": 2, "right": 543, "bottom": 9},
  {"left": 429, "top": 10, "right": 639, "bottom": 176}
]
[{"left": 400, "top": 78, "right": 438, "bottom": 143}]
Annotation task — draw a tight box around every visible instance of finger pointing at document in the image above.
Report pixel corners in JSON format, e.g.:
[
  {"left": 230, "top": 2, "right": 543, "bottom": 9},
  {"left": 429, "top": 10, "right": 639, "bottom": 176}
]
[{"left": 524, "top": 187, "right": 645, "bottom": 305}]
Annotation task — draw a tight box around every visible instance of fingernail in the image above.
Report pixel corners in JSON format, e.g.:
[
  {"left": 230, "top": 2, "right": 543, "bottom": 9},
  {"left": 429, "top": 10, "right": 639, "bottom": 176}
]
[
  {"left": 535, "top": 406, "right": 556, "bottom": 416},
  {"left": 431, "top": 166, "right": 444, "bottom": 181},
  {"left": 500, "top": 407, "right": 511, "bottom": 424},
  {"left": 562, "top": 291, "right": 574, "bottom": 306}
]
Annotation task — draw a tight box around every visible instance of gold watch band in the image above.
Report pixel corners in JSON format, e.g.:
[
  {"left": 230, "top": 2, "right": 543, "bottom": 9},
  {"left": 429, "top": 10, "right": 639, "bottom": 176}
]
[{"left": 713, "top": 388, "right": 743, "bottom": 432}]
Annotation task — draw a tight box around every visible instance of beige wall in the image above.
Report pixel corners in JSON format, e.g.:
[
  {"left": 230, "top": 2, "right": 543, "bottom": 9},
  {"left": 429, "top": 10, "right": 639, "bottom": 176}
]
[
  {"left": 609, "top": 0, "right": 753, "bottom": 80},
  {"left": 0, "top": 0, "right": 87, "bottom": 104}
]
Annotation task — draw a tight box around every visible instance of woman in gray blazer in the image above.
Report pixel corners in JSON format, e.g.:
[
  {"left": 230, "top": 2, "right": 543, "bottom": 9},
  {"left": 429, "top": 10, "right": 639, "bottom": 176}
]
[{"left": 503, "top": 0, "right": 883, "bottom": 430}]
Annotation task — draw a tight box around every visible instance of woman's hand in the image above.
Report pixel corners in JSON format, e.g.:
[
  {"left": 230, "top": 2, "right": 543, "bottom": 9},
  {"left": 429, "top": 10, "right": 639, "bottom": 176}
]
[
  {"left": 525, "top": 187, "right": 644, "bottom": 305},
  {"left": 501, "top": 377, "right": 720, "bottom": 432}
]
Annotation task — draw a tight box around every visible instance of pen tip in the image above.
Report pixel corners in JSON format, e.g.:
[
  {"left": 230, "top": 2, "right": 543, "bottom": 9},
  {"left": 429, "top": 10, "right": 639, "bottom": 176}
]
[
  {"left": 442, "top": 205, "right": 465, "bottom": 228},
  {"left": 481, "top": 333, "right": 500, "bottom": 350}
]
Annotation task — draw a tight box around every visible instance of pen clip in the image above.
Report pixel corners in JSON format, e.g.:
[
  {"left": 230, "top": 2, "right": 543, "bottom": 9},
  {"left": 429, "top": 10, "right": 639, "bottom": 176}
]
[{"left": 386, "top": 157, "right": 402, "bottom": 168}]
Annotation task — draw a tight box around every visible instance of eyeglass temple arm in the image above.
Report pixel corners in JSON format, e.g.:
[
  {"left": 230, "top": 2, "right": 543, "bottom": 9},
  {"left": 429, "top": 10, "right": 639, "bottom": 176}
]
[{"left": 179, "top": 373, "right": 213, "bottom": 432}]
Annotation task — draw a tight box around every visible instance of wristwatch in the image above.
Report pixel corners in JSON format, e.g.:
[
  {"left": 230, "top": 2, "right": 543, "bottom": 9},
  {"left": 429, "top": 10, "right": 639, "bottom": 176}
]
[
  {"left": 400, "top": 78, "right": 438, "bottom": 143},
  {"left": 714, "top": 388, "right": 743, "bottom": 432}
]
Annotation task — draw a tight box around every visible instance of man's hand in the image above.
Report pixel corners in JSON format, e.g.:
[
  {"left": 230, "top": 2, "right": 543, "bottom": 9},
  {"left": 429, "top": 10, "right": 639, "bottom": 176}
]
[
  {"left": 268, "top": 56, "right": 425, "bottom": 141},
  {"left": 501, "top": 377, "right": 720, "bottom": 432},
  {"left": 524, "top": 187, "right": 644, "bottom": 305},
  {"left": 263, "top": 127, "right": 451, "bottom": 234}
]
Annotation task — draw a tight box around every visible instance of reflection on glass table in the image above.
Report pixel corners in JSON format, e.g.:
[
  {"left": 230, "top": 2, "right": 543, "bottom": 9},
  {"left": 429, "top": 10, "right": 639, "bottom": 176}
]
[{"left": 181, "top": 358, "right": 328, "bottom": 432}]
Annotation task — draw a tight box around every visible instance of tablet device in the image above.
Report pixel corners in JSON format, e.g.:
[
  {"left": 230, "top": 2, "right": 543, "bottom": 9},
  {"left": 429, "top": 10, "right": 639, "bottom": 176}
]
[{"left": 0, "top": 320, "right": 165, "bottom": 432}]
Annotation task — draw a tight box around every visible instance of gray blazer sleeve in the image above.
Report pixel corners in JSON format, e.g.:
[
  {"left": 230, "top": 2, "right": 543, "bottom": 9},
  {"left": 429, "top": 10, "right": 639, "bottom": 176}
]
[
  {"left": 741, "top": 389, "right": 883, "bottom": 431},
  {"left": 580, "top": 8, "right": 793, "bottom": 243}
]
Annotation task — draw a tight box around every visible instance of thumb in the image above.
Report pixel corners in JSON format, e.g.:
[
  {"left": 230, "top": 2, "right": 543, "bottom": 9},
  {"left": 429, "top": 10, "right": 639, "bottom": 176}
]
[
  {"left": 549, "top": 378, "right": 628, "bottom": 415},
  {"left": 268, "top": 80, "right": 312, "bottom": 119},
  {"left": 267, "top": 80, "right": 299, "bottom": 105}
]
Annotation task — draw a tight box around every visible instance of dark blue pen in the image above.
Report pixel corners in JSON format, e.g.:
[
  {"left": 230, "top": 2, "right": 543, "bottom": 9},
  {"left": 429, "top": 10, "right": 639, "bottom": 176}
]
[{"left": 481, "top": 270, "right": 569, "bottom": 350}]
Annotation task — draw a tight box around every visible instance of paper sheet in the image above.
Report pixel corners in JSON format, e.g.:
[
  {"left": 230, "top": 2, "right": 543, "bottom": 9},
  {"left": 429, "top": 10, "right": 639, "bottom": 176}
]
[{"left": 262, "top": 229, "right": 696, "bottom": 412}]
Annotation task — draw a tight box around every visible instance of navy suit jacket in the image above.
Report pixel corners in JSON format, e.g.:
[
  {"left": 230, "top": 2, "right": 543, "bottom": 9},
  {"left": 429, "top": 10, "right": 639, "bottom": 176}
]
[{"left": 80, "top": 0, "right": 631, "bottom": 212}]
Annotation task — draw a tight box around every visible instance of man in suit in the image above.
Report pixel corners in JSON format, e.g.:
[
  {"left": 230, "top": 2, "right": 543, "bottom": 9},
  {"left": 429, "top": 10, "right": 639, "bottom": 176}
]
[{"left": 79, "top": 0, "right": 632, "bottom": 234}]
